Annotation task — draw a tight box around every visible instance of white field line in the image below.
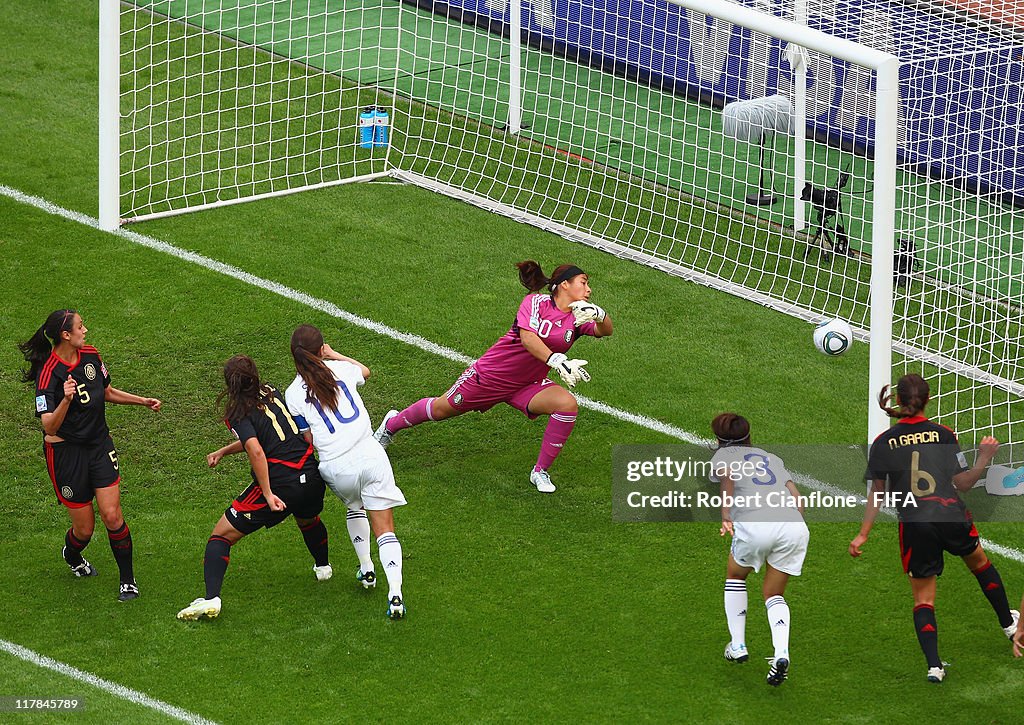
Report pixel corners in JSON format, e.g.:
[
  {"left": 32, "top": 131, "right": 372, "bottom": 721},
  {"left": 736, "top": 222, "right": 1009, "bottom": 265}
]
[
  {"left": 0, "top": 639, "right": 219, "bottom": 724},
  {"left": 2, "top": 183, "right": 1022, "bottom": 567}
]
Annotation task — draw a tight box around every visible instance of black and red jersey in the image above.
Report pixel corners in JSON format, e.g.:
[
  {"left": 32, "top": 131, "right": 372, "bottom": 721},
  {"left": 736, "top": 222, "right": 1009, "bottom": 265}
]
[
  {"left": 867, "top": 415, "right": 970, "bottom": 522},
  {"left": 228, "top": 385, "right": 315, "bottom": 486},
  {"left": 34, "top": 346, "right": 111, "bottom": 445}
]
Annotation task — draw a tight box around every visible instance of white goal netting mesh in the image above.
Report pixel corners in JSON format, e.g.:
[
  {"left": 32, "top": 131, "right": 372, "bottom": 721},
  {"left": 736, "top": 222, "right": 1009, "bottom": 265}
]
[{"left": 117, "top": 0, "right": 1024, "bottom": 452}]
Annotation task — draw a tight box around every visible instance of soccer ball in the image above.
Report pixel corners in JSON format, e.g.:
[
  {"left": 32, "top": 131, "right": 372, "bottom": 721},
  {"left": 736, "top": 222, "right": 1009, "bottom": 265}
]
[{"left": 813, "top": 319, "right": 853, "bottom": 356}]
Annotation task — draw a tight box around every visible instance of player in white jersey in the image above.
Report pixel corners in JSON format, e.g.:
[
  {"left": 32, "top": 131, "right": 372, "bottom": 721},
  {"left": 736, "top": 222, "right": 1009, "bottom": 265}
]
[
  {"left": 709, "top": 413, "right": 809, "bottom": 687},
  {"left": 285, "top": 324, "right": 407, "bottom": 620},
  {"left": 374, "top": 260, "right": 613, "bottom": 493}
]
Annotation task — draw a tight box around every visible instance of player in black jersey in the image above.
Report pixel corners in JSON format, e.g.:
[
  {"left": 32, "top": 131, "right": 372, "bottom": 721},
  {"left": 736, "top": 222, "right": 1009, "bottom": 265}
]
[
  {"left": 176, "top": 354, "right": 331, "bottom": 621},
  {"left": 849, "top": 374, "right": 1018, "bottom": 682},
  {"left": 19, "top": 309, "right": 161, "bottom": 602}
]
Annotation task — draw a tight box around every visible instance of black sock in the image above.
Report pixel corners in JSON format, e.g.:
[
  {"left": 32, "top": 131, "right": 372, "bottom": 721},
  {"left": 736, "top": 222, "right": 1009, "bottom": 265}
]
[
  {"left": 973, "top": 561, "right": 1014, "bottom": 628},
  {"left": 107, "top": 522, "right": 134, "bottom": 584},
  {"left": 203, "top": 536, "right": 232, "bottom": 600},
  {"left": 64, "top": 529, "right": 90, "bottom": 565},
  {"left": 299, "top": 517, "right": 329, "bottom": 568},
  {"left": 913, "top": 604, "right": 941, "bottom": 668}
]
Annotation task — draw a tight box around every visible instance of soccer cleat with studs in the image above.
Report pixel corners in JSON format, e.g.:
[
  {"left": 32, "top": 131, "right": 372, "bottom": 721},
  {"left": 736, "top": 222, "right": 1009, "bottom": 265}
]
[
  {"left": 118, "top": 582, "right": 140, "bottom": 602},
  {"left": 387, "top": 595, "right": 406, "bottom": 620},
  {"left": 926, "top": 666, "right": 945, "bottom": 683},
  {"left": 313, "top": 564, "right": 333, "bottom": 582},
  {"left": 63, "top": 546, "right": 97, "bottom": 577},
  {"left": 724, "top": 642, "right": 749, "bottom": 663},
  {"left": 766, "top": 657, "right": 789, "bottom": 686},
  {"left": 530, "top": 468, "right": 556, "bottom": 494},
  {"left": 356, "top": 567, "right": 377, "bottom": 590},
  {"left": 1003, "top": 609, "right": 1020, "bottom": 640},
  {"left": 177, "top": 597, "right": 222, "bottom": 621},
  {"left": 373, "top": 410, "right": 399, "bottom": 448}
]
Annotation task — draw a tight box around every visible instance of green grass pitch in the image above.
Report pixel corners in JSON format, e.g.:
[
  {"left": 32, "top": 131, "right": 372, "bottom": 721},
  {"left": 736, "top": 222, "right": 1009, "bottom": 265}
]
[{"left": 2, "top": 2, "right": 1024, "bottom": 723}]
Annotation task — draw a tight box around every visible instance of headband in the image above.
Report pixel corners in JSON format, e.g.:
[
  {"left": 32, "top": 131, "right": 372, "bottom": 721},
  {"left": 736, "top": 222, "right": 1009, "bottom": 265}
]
[{"left": 550, "top": 265, "right": 586, "bottom": 287}]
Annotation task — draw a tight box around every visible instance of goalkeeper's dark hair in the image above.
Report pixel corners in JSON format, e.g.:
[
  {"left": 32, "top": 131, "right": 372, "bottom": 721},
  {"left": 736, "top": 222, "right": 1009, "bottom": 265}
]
[
  {"left": 218, "top": 354, "right": 274, "bottom": 424},
  {"left": 18, "top": 308, "right": 77, "bottom": 383},
  {"left": 879, "top": 373, "right": 930, "bottom": 419},
  {"left": 291, "top": 324, "right": 339, "bottom": 413},
  {"left": 516, "top": 260, "right": 584, "bottom": 295},
  {"left": 712, "top": 413, "right": 751, "bottom": 447}
]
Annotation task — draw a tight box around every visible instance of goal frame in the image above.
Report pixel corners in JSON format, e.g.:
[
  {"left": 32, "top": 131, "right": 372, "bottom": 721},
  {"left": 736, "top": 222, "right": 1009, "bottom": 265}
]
[{"left": 100, "top": 0, "right": 899, "bottom": 443}]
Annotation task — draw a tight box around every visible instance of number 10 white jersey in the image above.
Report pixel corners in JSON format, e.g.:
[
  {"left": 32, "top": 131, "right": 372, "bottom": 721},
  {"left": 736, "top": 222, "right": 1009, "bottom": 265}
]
[{"left": 284, "top": 360, "right": 372, "bottom": 462}]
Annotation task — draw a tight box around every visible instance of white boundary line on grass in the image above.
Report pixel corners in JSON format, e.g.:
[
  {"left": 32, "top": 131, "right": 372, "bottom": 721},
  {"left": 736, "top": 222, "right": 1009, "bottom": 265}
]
[
  {"left": 0, "top": 639, "right": 219, "bottom": 725},
  {"left": 4, "top": 183, "right": 1024, "bottom": 572}
]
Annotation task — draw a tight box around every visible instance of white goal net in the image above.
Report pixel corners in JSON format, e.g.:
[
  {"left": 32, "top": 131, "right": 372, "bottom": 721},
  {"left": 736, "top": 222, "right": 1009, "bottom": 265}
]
[{"left": 106, "top": 0, "right": 1024, "bottom": 453}]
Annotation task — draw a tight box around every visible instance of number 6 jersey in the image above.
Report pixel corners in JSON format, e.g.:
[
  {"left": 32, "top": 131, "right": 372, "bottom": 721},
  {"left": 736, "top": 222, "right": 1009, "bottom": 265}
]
[
  {"left": 284, "top": 360, "right": 371, "bottom": 462},
  {"left": 867, "top": 415, "right": 969, "bottom": 522},
  {"left": 34, "top": 345, "right": 111, "bottom": 445}
]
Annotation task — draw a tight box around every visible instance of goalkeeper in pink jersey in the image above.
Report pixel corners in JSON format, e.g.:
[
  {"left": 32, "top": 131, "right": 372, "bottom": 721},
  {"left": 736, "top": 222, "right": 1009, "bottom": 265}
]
[{"left": 374, "top": 260, "right": 613, "bottom": 493}]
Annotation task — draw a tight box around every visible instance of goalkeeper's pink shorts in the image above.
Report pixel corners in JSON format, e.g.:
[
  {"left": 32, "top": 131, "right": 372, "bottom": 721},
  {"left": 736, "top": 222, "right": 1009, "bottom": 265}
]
[{"left": 443, "top": 366, "right": 556, "bottom": 420}]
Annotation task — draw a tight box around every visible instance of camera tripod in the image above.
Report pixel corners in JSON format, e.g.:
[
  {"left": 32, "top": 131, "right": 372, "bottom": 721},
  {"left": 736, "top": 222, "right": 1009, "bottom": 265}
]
[
  {"left": 801, "top": 172, "right": 851, "bottom": 261},
  {"left": 804, "top": 204, "right": 849, "bottom": 261}
]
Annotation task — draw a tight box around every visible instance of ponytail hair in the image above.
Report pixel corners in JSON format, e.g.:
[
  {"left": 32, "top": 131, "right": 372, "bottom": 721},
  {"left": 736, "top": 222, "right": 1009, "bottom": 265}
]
[
  {"left": 18, "top": 309, "right": 76, "bottom": 383},
  {"left": 290, "top": 324, "right": 339, "bottom": 413},
  {"left": 218, "top": 354, "right": 273, "bottom": 423},
  {"left": 712, "top": 412, "right": 752, "bottom": 447},
  {"left": 879, "top": 373, "right": 930, "bottom": 418},
  {"left": 516, "top": 260, "right": 586, "bottom": 295}
]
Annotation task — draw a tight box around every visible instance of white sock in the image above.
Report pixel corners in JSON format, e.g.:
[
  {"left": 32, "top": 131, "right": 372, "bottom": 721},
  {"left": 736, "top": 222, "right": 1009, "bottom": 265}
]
[
  {"left": 376, "top": 532, "right": 403, "bottom": 599},
  {"left": 766, "top": 595, "right": 791, "bottom": 661},
  {"left": 346, "top": 510, "right": 373, "bottom": 573},
  {"left": 724, "top": 579, "right": 748, "bottom": 647}
]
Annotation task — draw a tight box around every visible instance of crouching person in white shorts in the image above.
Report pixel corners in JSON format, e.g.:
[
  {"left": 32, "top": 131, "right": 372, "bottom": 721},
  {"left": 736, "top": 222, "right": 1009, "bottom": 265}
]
[
  {"left": 710, "top": 413, "right": 809, "bottom": 687},
  {"left": 285, "top": 324, "right": 408, "bottom": 620}
]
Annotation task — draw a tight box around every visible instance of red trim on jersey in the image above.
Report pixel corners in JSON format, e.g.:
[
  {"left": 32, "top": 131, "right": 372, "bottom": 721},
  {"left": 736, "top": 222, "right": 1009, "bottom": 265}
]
[
  {"left": 917, "top": 495, "right": 961, "bottom": 507},
  {"left": 38, "top": 354, "right": 61, "bottom": 391},
  {"left": 899, "top": 415, "right": 929, "bottom": 424},
  {"left": 54, "top": 349, "right": 82, "bottom": 373},
  {"left": 266, "top": 443, "right": 314, "bottom": 470},
  {"left": 81, "top": 345, "right": 99, "bottom": 356}
]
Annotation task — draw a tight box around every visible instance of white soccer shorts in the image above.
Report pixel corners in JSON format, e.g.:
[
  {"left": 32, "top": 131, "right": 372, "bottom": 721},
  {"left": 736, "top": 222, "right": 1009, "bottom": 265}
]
[
  {"left": 318, "top": 437, "right": 407, "bottom": 511},
  {"left": 731, "top": 520, "right": 809, "bottom": 576}
]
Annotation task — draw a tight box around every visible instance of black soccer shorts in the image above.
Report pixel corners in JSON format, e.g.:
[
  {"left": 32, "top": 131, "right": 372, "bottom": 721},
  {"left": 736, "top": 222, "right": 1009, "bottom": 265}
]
[
  {"left": 898, "top": 520, "right": 979, "bottom": 578},
  {"left": 224, "top": 470, "right": 326, "bottom": 535},
  {"left": 44, "top": 436, "right": 120, "bottom": 508}
]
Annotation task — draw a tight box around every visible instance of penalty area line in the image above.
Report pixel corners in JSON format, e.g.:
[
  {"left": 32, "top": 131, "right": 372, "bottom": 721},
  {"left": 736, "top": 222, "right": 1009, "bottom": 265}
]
[
  {"left": 0, "top": 639, "right": 219, "bottom": 725},
  {"left": 2, "top": 183, "right": 1023, "bottom": 566}
]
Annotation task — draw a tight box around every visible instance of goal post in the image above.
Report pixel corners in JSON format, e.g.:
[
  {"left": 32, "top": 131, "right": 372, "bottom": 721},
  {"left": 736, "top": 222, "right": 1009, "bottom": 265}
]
[
  {"left": 671, "top": 0, "right": 899, "bottom": 443},
  {"left": 103, "top": 0, "right": 398, "bottom": 227},
  {"left": 98, "top": 0, "right": 119, "bottom": 232}
]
